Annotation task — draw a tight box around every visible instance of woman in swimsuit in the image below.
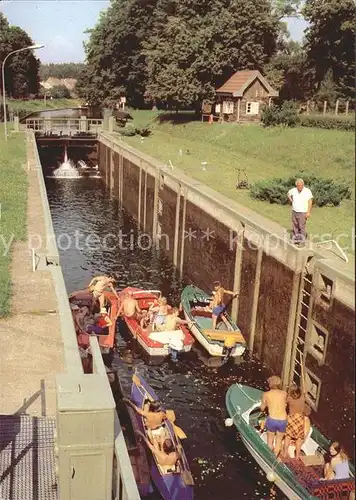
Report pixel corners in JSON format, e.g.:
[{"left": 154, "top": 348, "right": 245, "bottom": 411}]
[{"left": 324, "top": 442, "right": 350, "bottom": 480}]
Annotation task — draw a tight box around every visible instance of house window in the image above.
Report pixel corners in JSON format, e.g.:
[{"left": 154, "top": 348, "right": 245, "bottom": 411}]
[
  {"left": 305, "top": 369, "right": 321, "bottom": 411},
  {"left": 215, "top": 103, "right": 221, "bottom": 114},
  {"left": 222, "top": 101, "right": 234, "bottom": 114},
  {"left": 308, "top": 321, "right": 329, "bottom": 365},
  {"left": 246, "top": 102, "right": 259, "bottom": 115}
]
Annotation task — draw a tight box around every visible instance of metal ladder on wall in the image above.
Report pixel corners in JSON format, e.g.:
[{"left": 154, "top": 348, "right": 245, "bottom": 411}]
[{"left": 291, "top": 259, "right": 314, "bottom": 388}]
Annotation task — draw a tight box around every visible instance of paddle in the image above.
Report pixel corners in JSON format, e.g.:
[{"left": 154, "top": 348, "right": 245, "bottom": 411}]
[{"left": 165, "top": 410, "right": 187, "bottom": 440}]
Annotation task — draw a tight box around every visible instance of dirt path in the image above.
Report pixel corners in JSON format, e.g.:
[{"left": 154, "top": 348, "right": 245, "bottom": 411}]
[{"left": 0, "top": 134, "right": 64, "bottom": 417}]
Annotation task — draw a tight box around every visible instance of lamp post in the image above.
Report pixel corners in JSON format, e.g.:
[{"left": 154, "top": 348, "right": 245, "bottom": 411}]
[{"left": 2, "top": 43, "right": 44, "bottom": 140}]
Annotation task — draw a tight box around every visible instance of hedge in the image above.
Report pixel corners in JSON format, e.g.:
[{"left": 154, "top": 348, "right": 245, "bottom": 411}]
[
  {"left": 250, "top": 174, "right": 352, "bottom": 207},
  {"left": 299, "top": 114, "right": 354, "bottom": 131}
]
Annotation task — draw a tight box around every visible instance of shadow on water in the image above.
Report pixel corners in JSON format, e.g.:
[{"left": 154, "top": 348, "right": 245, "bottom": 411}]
[{"left": 43, "top": 161, "right": 285, "bottom": 500}]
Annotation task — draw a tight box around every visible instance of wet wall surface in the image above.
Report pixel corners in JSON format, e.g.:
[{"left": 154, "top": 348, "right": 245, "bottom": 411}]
[{"left": 41, "top": 148, "right": 284, "bottom": 500}]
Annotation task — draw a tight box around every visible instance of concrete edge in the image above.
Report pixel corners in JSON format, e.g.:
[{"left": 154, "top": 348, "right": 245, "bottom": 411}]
[{"left": 28, "top": 130, "right": 83, "bottom": 375}]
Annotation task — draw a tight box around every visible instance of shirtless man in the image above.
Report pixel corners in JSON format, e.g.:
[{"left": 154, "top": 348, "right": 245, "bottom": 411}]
[
  {"left": 163, "top": 308, "right": 192, "bottom": 331},
  {"left": 118, "top": 291, "right": 141, "bottom": 318},
  {"left": 88, "top": 275, "right": 118, "bottom": 311},
  {"left": 124, "top": 398, "right": 167, "bottom": 449},
  {"left": 210, "top": 281, "right": 239, "bottom": 330},
  {"left": 260, "top": 375, "right": 287, "bottom": 456},
  {"left": 138, "top": 434, "right": 179, "bottom": 468}
]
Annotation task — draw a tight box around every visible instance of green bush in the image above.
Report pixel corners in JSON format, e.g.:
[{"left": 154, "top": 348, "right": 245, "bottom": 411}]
[
  {"left": 134, "top": 125, "right": 151, "bottom": 137},
  {"left": 261, "top": 101, "right": 299, "bottom": 127},
  {"left": 299, "top": 114, "right": 354, "bottom": 131},
  {"left": 250, "top": 174, "right": 352, "bottom": 207},
  {"left": 116, "top": 126, "right": 136, "bottom": 136}
]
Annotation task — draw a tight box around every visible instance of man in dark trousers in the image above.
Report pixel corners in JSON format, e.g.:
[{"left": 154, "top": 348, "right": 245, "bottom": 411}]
[{"left": 288, "top": 178, "right": 313, "bottom": 245}]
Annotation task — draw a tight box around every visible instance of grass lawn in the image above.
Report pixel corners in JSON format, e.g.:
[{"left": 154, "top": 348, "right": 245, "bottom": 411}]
[
  {"left": 8, "top": 98, "right": 80, "bottom": 117},
  {"left": 123, "top": 110, "right": 355, "bottom": 254},
  {"left": 0, "top": 125, "right": 27, "bottom": 316}
]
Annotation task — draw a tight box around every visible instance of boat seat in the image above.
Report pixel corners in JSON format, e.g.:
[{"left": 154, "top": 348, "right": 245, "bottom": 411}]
[{"left": 203, "top": 329, "right": 245, "bottom": 344}]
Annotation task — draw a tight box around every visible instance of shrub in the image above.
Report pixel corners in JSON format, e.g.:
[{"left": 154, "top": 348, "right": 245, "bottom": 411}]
[
  {"left": 116, "top": 126, "right": 136, "bottom": 136},
  {"left": 135, "top": 126, "right": 151, "bottom": 137},
  {"left": 250, "top": 174, "right": 351, "bottom": 207},
  {"left": 261, "top": 101, "right": 299, "bottom": 127},
  {"left": 299, "top": 115, "right": 354, "bottom": 131}
]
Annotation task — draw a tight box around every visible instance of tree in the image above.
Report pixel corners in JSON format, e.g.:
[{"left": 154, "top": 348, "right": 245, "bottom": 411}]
[
  {"left": 49, "top": 84, "right": 71, "bottom": 99},
  {"left": 76, "top": 0, "right": 158, "bottom": 107},
  {"left": 144, "top": 0, "right": 280, "bottom": 107},
  {"left": 303, "top": 0, "right": 355, "bottom": 99},
  {"left": 264, "top": 40, "right": 308, "bottom": 100},
  {"left": 39, "top": 63, "right": 85, "bottom": 80},
  {"left": 0, "top": 13, "right": 40, "bottom": 98}
]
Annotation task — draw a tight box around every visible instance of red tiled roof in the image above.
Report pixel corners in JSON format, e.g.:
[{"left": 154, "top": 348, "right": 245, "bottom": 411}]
[{"left": 216, "top": 70, "right": 278, "bottom": 97}]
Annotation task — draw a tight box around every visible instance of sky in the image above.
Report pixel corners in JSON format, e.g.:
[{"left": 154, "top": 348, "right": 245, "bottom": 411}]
[{"left": 0, "top": 1, "right": 309, "bottom": 64}]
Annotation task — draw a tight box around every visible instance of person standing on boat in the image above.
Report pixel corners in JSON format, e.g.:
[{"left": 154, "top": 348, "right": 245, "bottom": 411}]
[
  {"left": 282, "top": 385, "right": 305, "bottom": 459},
  {"left": 260, "top": 376, "right": 287, "bottom": 457},
  {"left": 210, "top": 281, "right": 239, "bottom": 330},
  {"left": 88, "top": 275, "right": 118, "bottom": 311}
]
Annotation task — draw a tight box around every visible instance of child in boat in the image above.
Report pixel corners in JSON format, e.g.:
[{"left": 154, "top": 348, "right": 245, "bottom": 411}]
[
  {"left": 88, "top": 275, "right": 118, "bottom": 312},
  {"left": 282, "top": 384, "right": 305, "bottom": 460},
  {"left": 260, "top": 375, "right": 287, "bottom": 457},
  {"left": 150, "top": 297, "right": 169, "bottom": 330},
  {"left": 210, "top": 281, "right": 239, "bottom": 330},
  {"left": 323, "top": 442, "right": 350, "bottom": 480},
  {"left": 124, "top": 398, "right": 167, "bottom": 450}
]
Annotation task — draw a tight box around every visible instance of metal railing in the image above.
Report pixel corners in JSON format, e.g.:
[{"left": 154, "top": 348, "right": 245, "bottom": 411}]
[{"left": 25, "top": 117, "right": 103, "bottom": 135}]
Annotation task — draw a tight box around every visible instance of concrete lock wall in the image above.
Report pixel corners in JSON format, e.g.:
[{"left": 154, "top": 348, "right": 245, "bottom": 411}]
[
  {"left": 31, "top": 131, "right": 140, "bottom": 500},
  {"left": 98, "top": 132, "right": 355, "bottom": 457}
]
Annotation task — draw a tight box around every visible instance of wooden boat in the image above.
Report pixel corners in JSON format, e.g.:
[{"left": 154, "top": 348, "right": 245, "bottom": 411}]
[
  {"left": 131, "top": 373, "right": 194, "bottom": 500},
  {"left": 180, "top": 285, "right": 246, "bottom": 358},
  {"left": 68, "top": 288, "right": 119, "bottom": 355},
  {"left": 225, "top": 383, "right": 355, "bottom": 499},
  {"left": 118, "top": 287, "right": 194, "bottom": 357}
]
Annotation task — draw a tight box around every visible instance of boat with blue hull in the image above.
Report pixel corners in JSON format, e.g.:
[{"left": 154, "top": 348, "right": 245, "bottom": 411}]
[{"left": 131, "top": 373, "right": 194, "bottom": 500}]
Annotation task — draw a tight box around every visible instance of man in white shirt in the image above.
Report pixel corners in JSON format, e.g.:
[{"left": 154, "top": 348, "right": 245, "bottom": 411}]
[{"left": 287, "top": 179, "right": 313, "bottom": 244}]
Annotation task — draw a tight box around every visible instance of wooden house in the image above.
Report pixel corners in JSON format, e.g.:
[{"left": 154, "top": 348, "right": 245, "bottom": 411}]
[{"left": 214, "top": 70, "right": 279, "bottom": 123}]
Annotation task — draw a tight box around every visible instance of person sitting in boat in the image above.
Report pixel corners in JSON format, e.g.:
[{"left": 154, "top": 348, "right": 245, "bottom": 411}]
[
  {"left": 124, "top": 398, "right": 167, "bottom": 449},
  {"left": 323, "top": 442, "right": 350, "bottom": 480},
  {"left": 87, "top": 308, "right": 112, "bottom": 335},
  {"left": 138, "top": 434, "right": 179, "bottom": 468},
  {"left": 210, "top": 281, "right": 239, "bottom": 330},
  {"left": 163, "top": 307, "right": 192, "bottom": 332},
  {"left": 260, "top": 375, "right": 287, "bottom": 457},
  {"left": 149, "top": 297, "right": 169, "bottom": 330},
  {"left": 88, "top": 275, "right": 118, "bottom": 312},
  {"left": 282, "top": 384, "right": 305, "bottom": 460},
  {"left": 118, "top": 290, "right": 142, "bottom": 319}
]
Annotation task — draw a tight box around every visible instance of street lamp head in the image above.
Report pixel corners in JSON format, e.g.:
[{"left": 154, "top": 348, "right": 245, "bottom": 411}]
[{"left": 28, "top": 44, "right": 45, "bottom": 50}]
